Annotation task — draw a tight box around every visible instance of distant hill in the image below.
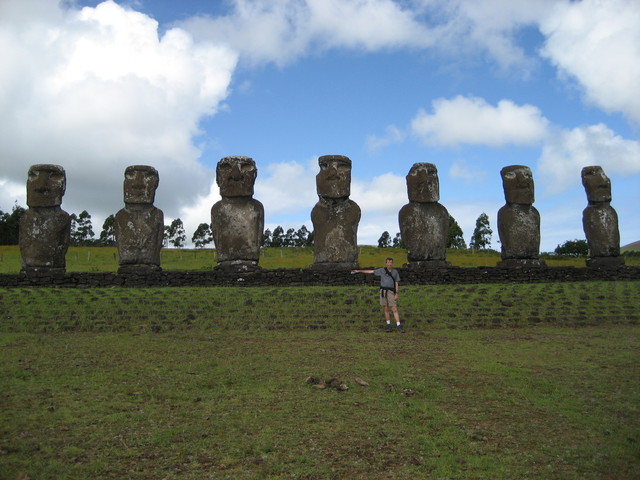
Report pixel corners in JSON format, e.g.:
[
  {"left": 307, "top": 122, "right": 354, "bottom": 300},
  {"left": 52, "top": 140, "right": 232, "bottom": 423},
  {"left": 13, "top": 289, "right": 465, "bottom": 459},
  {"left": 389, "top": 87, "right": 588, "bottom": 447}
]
[{"left": 621, "top": 241, "right": 640, "bottom": 252}]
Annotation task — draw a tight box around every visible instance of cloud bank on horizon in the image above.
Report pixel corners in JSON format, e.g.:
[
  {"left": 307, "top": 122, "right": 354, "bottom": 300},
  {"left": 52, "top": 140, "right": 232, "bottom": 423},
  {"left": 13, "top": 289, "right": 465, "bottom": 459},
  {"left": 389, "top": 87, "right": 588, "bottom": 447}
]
[{"left": 1, "top": 0, "right": 638, "bottom": 252}]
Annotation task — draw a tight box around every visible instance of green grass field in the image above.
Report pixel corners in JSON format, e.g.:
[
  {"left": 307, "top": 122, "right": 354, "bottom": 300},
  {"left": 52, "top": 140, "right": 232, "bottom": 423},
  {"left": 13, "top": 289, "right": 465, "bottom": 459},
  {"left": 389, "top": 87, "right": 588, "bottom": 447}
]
[
  {"left": 1, "top": 281, "right": 639, "bottom": 479},
  {"left": 3, "top": 244, "right": 637, "bottom": 274}
]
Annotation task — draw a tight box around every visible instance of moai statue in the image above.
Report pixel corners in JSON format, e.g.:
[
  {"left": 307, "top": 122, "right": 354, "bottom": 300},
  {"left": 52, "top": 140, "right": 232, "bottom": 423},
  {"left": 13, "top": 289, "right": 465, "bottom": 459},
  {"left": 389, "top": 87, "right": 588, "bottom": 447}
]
[
  {"left": 581, "top": 166, "right": 624, "bottom": 268},
  {"left": 311, "top": 155, "right": 361, "bottom": 270},
  {"left": 114, "top": 165, "right": 164, "bottom": 273},
  {"left": 497, "top": 165, "right": 546, "bottom": 268},
  {"left": 211, "top": 156, "right": 264, "bottom": 271},
  {"left": 399, "top": 163, "right": 450, "bottom": 268},
  {"left": 19, "top": 164, "right": 71, "bottom": 274}
]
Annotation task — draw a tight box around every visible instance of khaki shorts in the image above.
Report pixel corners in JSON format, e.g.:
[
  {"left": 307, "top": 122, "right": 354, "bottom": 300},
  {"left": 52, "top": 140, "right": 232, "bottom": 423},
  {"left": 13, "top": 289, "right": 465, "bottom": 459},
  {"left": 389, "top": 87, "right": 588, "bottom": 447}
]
[{"left": 379, "top": 289, "right": 397, "bottom": 307}]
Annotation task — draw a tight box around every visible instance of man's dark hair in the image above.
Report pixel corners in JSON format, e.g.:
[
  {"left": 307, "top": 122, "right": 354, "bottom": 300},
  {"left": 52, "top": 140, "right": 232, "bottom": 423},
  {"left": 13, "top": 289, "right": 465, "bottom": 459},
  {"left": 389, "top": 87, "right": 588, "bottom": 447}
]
[{"left": 385, "top": 257, "right": 394, "bottom": 262}]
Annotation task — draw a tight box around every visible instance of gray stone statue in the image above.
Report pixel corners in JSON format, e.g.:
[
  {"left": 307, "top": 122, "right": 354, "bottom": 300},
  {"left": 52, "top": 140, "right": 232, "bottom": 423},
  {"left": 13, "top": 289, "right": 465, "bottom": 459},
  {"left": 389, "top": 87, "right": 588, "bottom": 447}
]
[
  {"left": 211, "top": 156, "right": 264, "bottom": 271},
  {"left": 114, "top": 165, "right": 164, "bottom": 273},
  {"left": 497, "top": 165, "right": 546, "bottom": 268},
  {"left": 19, "top": 164, "right": 71, "bottom": 274},
  {"left": 581, "top": 166, "right": 624, "bottom": 268},
  {"left": 399, "top": 163, "right": 450, "bottom": 268},
  {"left": 311, "top": 155, "right": 361, "bottom": 270}
]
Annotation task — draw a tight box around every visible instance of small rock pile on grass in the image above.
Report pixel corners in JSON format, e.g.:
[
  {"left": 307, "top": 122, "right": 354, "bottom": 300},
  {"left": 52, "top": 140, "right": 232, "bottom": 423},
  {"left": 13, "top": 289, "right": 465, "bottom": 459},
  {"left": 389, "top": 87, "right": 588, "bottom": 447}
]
[{"left": 305, "top": 376, "right": 370, "bottom": 391}]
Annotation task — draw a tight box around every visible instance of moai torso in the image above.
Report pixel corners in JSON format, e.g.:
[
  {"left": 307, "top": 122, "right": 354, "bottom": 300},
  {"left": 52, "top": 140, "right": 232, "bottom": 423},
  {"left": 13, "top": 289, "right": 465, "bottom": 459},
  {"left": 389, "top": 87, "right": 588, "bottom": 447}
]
[
  {"left": 211, "top": 197, "right": 264, "bottom": 263},
  {"left": 311, "top": 198, "right": 360, "bottom": 266},
  {"left": 210, "top": 156, "right": 264, "bottom": 270},
  {"left": 581, "top": 166, "right": 624, "bottom": 267},
  {"left": 497, "top": 203, "right": 541, "bottom": 259},
  {"left": 19, "top": 164, "right": 71, "bottom": 273},
  {"left": 311, "top": 155, "right": 360, "bottom": 269},
  {"left": 497, "top": 165, "right": 545, "bottom": 267},
  {"left": 399, "top": 163, "right": 449, "bottom": 266},
  {"left": 114, "top": 166, "right": 164, "bottom": 272},
  {"left": 583, "top": 205, "right": 620, "bottom": 257}
]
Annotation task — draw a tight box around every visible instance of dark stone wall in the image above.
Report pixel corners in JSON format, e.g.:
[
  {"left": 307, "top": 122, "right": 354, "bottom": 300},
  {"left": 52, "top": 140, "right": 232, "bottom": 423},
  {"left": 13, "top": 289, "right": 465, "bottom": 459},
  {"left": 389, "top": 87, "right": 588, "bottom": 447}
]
[{"left": 1, "top": 266, "right": 639, "bottom": 288}]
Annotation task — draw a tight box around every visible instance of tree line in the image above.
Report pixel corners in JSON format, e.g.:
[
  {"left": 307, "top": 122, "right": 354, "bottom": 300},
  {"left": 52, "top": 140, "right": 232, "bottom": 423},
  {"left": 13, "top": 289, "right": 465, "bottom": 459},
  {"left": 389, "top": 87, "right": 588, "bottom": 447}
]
[{"left": 0, "top": 203, "right": 597, "bottom": 256}]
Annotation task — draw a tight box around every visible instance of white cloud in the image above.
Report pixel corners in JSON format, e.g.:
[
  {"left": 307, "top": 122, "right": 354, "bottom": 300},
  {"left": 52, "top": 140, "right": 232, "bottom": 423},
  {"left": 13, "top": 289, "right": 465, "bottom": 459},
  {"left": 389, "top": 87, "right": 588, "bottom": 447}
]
[
  {"left": 178, "top": 0, "right": 436, "bottom": 66},
  {"left": 423, "top": 0, "right": 555, "bottom": 73},
  {"left": 539, "top": 123, "right": 640, "bottom": 193},
  {"left": 255, "top": 159, "right": 318, "bottom": 215},
  {"left": 365, "top": 125, "right": 405, "bottom": 152},
  {"left": 540, "top": 0, "right": 640, "bottom": 124},
  {"left": 449, "top": 159, "right": 487, "bottom": 184},
  {"left": 352, "top": 172, "right": 406, "bottom": 215},
  {"left": 0, "top": 0, "right": 237, "bottom": 227},
  {"left": 181, "top": 0, "right": 640, "bottom": 126},
  {"left": 411, "top": 96, "right": 548, "bottom": 147}
]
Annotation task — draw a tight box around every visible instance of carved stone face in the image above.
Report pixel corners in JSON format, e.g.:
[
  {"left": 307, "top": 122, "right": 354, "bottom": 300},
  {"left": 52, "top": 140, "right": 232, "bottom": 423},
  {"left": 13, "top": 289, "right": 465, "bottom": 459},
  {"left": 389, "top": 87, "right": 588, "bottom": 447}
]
[
  {"left": 407, "top": 163, "right": 439, "bottom": 203},
  {"left": 26, "top": 164, "right": 66, "bottom": 208},
  {"left": 582, "top": 166, "right": 611, "bottom": 203},
  {"left": 124, "top": 165, "right": 159, "bottom": 205},
  {"left": 316, "top": 155, "right": 351, "bottom": 199},
  {"left": 216, "top": 156, "right": 257, "bottom": 197},
  {"left": 501, "top": 165, "right": 534, "bottom": 205}
]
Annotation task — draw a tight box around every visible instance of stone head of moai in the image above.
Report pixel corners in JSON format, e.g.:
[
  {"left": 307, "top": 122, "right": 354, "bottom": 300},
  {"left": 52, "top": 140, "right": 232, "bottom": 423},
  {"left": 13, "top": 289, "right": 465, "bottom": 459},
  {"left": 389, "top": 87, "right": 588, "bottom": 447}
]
[
  {"left": 216, "top": 156, "right": 257, "bottom": 197},
  {"left": 123, "top": 165, "right": 159, "bottom": 205},
  {"left": 407, "top": 162, "right": 439, "bottom": 203},
  {"left": 581, "top": 166, "right": 611, "bottom": 204},
  {"left": 501, "top": 165, "right": 534, "bottom": 205},
  {"left": 316, "top": 155, "right": 351, "bottom": 199},
  {"left": 26, "top": 164, "right": 66, "bottom": 208}
]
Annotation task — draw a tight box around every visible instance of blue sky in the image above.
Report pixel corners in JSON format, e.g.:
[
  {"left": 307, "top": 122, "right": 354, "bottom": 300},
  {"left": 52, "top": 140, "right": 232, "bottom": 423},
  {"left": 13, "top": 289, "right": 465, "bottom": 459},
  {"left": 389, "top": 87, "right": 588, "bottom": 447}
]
[{"left": 1, "top": 0, "right": 638, "bottom": 252}]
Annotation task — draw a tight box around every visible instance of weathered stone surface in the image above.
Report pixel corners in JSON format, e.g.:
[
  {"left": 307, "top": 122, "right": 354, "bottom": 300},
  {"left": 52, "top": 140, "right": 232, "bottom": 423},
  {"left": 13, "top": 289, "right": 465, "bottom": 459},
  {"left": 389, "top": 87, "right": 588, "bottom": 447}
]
[
  {"left": 311, "top": 155, "right": 360, "bottom": 270},
  {"left": 115, "top": 166, "right": 164, "bottom": 273},
  {"left": 211, "top": 156, "right": 264, "bottom": 270},
  {"left": 211, "top": 197, "right": 264, "bottom": 268},
  {"left": 406, "top": 162, "right": 440, "bottom": 203},
  {"left": 399, "top": 163, "right": 450, "bottom": 267},
  {"left": 581, "top": 166, "right": 624, "bottom": 267},
  {"left": 585, "top": 256, "right": 625, "bottom": 268},
  {"left": 1, "top": 265, "right": 638, "bottom": 288},
  {"left": 497, "top": 165, "right": 546, "bottom": 268},
  {"left": 19, "top": 164, "right": 71, "bottom": 274}
]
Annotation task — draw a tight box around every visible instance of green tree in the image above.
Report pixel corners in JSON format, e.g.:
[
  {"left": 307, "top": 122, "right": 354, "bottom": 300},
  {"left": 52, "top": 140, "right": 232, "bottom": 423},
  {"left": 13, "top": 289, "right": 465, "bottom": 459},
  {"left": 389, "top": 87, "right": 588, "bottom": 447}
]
[
  {"left": 192, "top": 223, "right": 213, "bottom": 248},
  {"left": 99, "top": 214, "right": 116, "bottom": 246},
  {"left": 271, "top": 226, "right": 284, "bottom": 247},
  {"left": 392, "top": 232, "right": 404, "bottom": 248},
  {"left": 164, "top": 218, "right": 186, "bottom": 248},
  {"left": 262, "top": 229, "right": 272, "bottom": 247},
  {"left": 555, "top": 239, "right": 588, "bottom": 257},
  {"left": 469, "top": 212, "right": 492, "bottom": 250},
  {"left": 378, "top": 231, "right": 391, "bottom": 248},
  {"left": 71, "top": 210, "right": 95, "bottom": 246},
  {"left": 283, "top": 228, "right": 296, "bottom": 247},
  {"left": 447, "top": 215, "right": 467, "bottom": 249},
  {"left": 294, "top": 225, "right": 311, "bottom": 247},
  {"left": 0, "top": 203, "right": 26, "bottom": 245}
]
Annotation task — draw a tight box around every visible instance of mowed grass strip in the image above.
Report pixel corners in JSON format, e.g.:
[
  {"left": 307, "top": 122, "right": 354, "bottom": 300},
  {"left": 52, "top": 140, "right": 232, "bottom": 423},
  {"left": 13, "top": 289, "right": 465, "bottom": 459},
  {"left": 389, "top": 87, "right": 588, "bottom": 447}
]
[
  {"left": 0, "top": 282, "right": 639, "bottom": 479},
  {"left": 0, "top": 282, "right": 638, "bottom": 333}
]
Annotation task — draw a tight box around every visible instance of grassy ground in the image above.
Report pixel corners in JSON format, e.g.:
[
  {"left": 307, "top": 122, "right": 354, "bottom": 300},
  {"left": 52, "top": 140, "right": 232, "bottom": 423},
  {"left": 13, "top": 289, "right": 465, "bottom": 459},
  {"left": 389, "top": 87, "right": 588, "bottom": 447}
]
[
  {"left": 1, "top": 282, "right": 639, "bottom": 479},
  {"left": 3, "top": 245, "right": 636, "bottom": 274}
]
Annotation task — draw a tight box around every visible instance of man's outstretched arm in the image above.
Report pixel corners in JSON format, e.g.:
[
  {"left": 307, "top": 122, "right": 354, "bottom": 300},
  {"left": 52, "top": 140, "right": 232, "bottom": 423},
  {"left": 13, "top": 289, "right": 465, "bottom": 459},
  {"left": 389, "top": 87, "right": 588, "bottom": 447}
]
[{"left": 351, "top": 269, "right": 374, "bottom": 274}]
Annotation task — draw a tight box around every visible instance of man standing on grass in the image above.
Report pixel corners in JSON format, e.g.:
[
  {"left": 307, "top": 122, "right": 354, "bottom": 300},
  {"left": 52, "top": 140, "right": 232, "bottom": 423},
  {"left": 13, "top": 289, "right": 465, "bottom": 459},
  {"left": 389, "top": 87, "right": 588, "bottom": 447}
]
[{"left": 352, "top": 257, "right": 403, "bottom": 332}]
